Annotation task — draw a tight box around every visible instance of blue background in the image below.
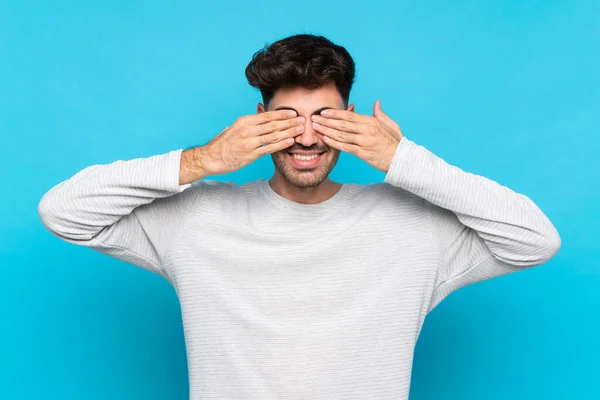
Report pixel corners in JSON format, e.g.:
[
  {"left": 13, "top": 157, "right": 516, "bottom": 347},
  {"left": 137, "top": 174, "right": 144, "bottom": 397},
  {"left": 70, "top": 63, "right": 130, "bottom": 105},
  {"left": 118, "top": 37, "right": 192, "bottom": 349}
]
[{"left": 1, "top": 1, "right": 598, "bottom": 398}]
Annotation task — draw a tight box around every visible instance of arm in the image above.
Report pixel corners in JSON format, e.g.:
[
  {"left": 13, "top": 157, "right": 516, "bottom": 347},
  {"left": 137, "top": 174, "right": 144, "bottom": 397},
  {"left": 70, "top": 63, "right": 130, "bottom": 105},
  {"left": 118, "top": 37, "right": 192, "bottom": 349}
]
[
  {"left": 384, "top": 137, "right": 561, "bottom": 312},
  {"left": 37, "top": 148, "right": 203, "bottom": 279}
]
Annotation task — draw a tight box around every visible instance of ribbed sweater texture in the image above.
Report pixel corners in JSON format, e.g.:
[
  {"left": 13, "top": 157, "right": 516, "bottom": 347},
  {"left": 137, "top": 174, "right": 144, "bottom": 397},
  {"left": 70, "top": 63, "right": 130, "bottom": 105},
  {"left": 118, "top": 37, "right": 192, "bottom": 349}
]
[{"left": 38, "top": 136, "right": 561, "bottom": 399}]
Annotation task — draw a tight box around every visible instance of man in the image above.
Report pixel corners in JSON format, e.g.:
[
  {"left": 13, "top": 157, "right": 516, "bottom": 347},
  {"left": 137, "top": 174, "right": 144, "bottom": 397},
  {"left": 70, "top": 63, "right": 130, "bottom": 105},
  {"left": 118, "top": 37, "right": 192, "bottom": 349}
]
[{"left": 38, "top": 34, "right": 561, "bottom": 400}]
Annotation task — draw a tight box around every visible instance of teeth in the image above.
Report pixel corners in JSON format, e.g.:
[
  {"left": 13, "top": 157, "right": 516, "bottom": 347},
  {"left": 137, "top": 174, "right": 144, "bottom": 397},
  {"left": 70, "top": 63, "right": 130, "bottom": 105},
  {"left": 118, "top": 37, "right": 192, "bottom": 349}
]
[{"left": 291, "top": 154, "right": 319, "bottom": 161}]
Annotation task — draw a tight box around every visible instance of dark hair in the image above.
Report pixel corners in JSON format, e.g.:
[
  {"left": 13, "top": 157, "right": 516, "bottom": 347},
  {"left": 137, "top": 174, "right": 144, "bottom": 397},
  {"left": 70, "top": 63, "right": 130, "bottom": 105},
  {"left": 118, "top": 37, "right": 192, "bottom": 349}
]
[{"left": 245, "top": 33, "right": 356, "bottom": 110}]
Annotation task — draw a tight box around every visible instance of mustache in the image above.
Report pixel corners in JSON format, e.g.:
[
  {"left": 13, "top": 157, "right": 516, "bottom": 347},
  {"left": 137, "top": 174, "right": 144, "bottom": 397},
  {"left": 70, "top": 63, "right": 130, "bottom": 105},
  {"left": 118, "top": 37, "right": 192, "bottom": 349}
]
[{"left": 287, "top": 146, "right": 328, "bottom": 152}]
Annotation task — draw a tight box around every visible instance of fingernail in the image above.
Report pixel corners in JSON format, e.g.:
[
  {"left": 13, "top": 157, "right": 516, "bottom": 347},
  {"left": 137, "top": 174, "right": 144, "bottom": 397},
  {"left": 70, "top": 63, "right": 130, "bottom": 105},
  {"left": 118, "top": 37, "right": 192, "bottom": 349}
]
[{"left": 297, "top": 116, "right": 305, "bottom": 123}]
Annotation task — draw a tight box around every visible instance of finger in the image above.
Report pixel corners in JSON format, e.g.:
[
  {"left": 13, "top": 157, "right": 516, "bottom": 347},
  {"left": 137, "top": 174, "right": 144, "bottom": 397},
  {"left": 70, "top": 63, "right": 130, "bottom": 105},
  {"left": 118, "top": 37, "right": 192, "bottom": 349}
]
[
  {"left": 255, "top": 115, "right": 304, "bottom": 136},
  {"left": 319, "top": 133, "right": 360, "bottom": 155},
  {"left": 312, "top": 115, "right": 370, "bottom": 136},
  {"left": 243, "top": 109, "right": 298, "bottom": 127},
  {"left": 256, "top": 136, "right": 295, "bottom": 156},
  {"left": 312, "top": 121, "right": 363, "bottom": 145},
  {"left": 319, "top": 108, "right": 371, "bottom": 124},
  {"left": 253, "top": 125, "right": 303, "bottom": 148}
]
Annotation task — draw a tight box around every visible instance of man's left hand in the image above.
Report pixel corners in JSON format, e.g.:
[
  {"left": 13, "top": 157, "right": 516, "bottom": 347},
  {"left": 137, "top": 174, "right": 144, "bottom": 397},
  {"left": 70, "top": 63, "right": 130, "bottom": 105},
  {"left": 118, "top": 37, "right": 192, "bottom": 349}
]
[{"left": 311, "top": 100, "right": 404, "bottom": 173}]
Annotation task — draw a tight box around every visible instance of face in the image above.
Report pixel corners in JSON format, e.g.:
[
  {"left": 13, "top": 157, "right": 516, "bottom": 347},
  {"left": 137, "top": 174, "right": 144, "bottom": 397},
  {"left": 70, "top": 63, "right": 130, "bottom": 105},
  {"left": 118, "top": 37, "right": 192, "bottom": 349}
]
[{"left": 258, "top": 82, "right": 354, "bottom": 188}]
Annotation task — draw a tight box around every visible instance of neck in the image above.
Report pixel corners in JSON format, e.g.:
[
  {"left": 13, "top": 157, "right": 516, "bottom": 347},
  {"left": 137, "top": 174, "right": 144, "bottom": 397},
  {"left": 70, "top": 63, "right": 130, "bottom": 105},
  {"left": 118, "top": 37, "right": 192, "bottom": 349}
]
[{"left": 268, "top": 174, "right": 342, "bottom": 205}]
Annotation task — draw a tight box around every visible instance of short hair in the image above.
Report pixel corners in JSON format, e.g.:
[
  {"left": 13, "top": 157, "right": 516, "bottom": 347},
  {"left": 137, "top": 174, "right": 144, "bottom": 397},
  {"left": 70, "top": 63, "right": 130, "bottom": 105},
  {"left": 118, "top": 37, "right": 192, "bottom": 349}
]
[{"left": 245, "top": 33, "right": 356, "bottom": 110}]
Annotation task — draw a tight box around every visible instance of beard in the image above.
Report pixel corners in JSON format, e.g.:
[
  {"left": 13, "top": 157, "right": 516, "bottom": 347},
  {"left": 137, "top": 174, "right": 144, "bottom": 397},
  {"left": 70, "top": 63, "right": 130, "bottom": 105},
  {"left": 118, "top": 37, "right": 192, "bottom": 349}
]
[{"left": 270, "top": 149, "right": 340, "bottom": 188}]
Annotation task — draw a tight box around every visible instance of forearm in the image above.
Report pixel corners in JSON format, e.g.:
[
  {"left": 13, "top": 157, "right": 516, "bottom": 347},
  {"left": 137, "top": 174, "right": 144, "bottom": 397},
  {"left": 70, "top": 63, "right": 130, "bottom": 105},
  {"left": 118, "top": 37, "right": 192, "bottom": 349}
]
[
  {"left": 39, "top": 149, "right": 191, "bottom": 241},
  {"left": 384, "top": 137, "right": 561, "bottom": 265},
  {"left": 180, "top": 146, "right": 210, "bottom": 185}
]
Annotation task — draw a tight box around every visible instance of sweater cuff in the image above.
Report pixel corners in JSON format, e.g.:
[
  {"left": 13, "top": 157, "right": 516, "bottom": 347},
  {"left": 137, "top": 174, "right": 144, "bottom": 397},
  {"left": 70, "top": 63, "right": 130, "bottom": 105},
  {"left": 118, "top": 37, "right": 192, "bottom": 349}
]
[
  {"left": 165, "top": 148, "right": 192, "bottom": 192},
  {"left": 383, "top": 136, "right": 434, "bottom": 191}
]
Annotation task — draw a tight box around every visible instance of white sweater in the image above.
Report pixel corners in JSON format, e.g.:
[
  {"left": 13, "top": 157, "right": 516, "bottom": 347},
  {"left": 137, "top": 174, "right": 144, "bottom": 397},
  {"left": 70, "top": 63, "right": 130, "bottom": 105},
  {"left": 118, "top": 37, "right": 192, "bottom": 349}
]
[{"left": 38, "top": 136, "right": 561, "bottom": 399}]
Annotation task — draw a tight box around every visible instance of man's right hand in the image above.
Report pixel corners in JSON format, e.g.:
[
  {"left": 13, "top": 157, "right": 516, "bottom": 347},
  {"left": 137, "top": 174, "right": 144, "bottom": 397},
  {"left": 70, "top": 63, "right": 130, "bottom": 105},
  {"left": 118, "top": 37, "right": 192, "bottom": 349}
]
[{"left": 180, "top": 110, "right": 305, "bottom": 184}]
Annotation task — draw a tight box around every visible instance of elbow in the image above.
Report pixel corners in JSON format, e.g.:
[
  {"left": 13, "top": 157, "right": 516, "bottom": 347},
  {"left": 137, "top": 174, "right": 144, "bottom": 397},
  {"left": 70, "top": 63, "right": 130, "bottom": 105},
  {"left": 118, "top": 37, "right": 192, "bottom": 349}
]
[
  {"left": 493, "top": 225, "right": 562, "bottom": 267},
  {"left": 545, "top": 230, "right": 562, "bottom": 259},
  {"left": 37, "top": 192, "right": 75, "bottom": 239},
  {"left": 38, "top": 192, "right": 101, "bottom": 242},
  {"left": 536, "top": 226, "right": 562, "bottom": 264},
  {"left": 38, "top": 193, "right": 61, "bottom": 236},
  {"left": 38, "top": 193, "right": 53, "bottom": 228}
]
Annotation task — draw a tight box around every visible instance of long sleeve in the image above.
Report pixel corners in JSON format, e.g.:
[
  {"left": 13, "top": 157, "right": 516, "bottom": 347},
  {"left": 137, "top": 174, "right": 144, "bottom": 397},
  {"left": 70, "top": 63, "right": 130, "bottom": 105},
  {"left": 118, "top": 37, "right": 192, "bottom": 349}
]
[
  {"left": 384, "top": 137, "right": 561, "bottom": 312},
  {"left": 37, "top": 148, "right": 199, "bottom": 279}
]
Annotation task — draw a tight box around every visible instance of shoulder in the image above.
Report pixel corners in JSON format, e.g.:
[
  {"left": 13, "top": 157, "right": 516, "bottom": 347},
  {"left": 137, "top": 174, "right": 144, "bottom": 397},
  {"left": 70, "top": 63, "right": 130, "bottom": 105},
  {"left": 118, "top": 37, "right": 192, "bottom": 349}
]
[
  {"left": 186, "top": 179, "right": 259, "bottom": 210},
  {"left": 350, "top": 182, "right": 429, "bottom": 219},
  {"left": 359, "top": 181, "right": 424, "bottom": 203},
  {"left": 192, "top": 179, "right": 253, "bottom": 197}
]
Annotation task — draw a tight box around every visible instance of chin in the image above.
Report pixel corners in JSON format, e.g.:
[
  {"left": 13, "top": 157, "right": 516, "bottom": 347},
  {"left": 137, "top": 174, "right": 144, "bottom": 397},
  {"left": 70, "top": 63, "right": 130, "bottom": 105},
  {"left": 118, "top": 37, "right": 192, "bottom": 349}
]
[
  {"left": 271, "top": 150, "right": 340, "bottom": 188},
  {"left": 284, "top": 173, "right": 327, "bottom": 189}
]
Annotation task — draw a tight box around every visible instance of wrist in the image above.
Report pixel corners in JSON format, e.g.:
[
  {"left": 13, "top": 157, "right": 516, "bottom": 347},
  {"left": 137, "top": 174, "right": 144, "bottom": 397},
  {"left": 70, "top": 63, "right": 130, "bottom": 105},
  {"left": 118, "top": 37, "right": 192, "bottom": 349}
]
[{"left": 179, "top": 146, "right": 209, "bottom": 185}]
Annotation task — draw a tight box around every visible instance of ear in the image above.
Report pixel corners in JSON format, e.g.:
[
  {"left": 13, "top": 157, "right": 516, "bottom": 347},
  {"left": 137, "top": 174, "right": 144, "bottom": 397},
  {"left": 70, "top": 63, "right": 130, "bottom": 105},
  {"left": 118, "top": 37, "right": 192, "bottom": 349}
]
[
  {"left": 257, "top": 103, "right": 265, "bottom": 113},
  {"left": 346, "top": 103, "right": 355, "bottom": 112}
]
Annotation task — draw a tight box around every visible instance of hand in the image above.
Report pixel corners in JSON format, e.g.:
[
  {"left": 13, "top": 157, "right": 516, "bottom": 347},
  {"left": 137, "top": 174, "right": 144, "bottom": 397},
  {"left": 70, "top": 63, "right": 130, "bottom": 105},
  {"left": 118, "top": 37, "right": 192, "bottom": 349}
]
[
  {"left": 311, "top": 100, "right": 404, "bottom": 173},
  {"left": 199, "top": 110, "right": 305, "bottom": 176}
]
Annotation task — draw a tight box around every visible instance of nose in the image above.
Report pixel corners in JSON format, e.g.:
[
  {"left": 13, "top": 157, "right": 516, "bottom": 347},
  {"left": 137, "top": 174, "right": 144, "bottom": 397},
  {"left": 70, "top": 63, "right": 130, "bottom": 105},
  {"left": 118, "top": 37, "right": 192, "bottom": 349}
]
[{"left": 293, "top": 117, "right": 322, "bottom": 147}]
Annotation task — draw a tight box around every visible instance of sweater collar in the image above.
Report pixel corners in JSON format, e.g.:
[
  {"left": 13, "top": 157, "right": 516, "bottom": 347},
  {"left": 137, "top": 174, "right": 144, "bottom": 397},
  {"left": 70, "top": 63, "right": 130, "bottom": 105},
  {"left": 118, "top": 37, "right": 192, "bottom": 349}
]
[{"left": 257, "top": 178, "right": 353, "bottom": 214}]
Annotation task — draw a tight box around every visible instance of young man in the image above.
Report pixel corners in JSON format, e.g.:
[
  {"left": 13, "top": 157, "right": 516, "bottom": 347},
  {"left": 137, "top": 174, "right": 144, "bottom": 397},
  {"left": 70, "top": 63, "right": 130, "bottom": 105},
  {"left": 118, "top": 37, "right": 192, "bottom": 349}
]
[{"left": 38, "top": 34, "right": 561, "bottom": 400}]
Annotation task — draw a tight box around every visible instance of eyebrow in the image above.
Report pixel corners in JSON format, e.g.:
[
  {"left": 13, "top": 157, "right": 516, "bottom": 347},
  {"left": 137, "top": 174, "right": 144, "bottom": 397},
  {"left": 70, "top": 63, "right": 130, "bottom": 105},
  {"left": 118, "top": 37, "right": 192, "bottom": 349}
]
[{"left": 274, "top": 106, "right": 334, "bottom": 115}]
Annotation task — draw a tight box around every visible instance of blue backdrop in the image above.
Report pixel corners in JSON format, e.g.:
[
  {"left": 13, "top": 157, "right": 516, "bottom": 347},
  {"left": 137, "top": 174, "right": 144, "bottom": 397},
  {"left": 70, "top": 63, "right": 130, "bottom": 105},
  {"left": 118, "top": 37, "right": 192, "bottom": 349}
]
[{"left": 1, "top": 1, "right": 598, "bottom": 398}]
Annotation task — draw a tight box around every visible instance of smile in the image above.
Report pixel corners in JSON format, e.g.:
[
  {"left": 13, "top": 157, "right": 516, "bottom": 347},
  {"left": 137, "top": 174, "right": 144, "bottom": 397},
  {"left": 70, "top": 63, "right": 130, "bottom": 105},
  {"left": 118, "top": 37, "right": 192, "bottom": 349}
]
[{"left": 287, "top": 152, "right": 325, "bottom": 169}]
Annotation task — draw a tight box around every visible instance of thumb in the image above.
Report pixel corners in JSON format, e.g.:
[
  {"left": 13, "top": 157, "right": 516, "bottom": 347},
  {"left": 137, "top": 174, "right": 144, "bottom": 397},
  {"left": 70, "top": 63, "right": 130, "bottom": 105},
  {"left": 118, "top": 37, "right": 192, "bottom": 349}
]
[
  {"left": 373, "top": 99, "right": 403, "bottom": 137},
  {"left": 373, "top": 99, "right": 389, "bottom": 121},
  {"left": 373, "top": 99, "right": 394, "bottom": 125}
]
